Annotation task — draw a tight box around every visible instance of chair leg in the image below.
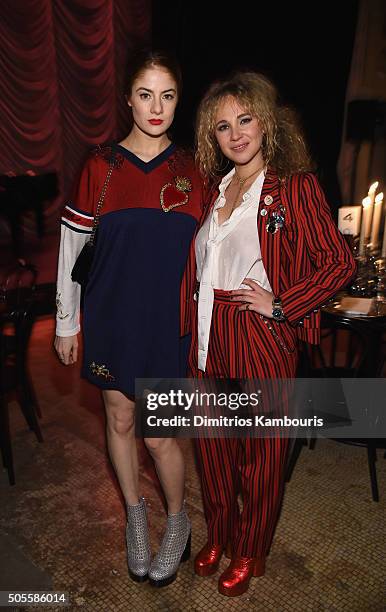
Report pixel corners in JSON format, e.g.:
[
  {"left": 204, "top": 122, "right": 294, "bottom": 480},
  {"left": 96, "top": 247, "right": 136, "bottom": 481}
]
[
  {"left": 0, "top": 396, "right": 15, "bottom": 486},
  {"left": 16, "top": 361, "right": 43, "bottom": 441},
  {"left": 366, "top": 441, "right": 379, "bottom": 502},
  {"left": 23, "top": 374, "right": 42, "bottom": 419},
  {"left": 285, "top": 438, "right": 306, "bottom": 482},
  {"left": 308, "top": 428, "right": 317, "bottom": 450},
  {"left": 19, "top": 389, "right": 43, "bottom": 443}
]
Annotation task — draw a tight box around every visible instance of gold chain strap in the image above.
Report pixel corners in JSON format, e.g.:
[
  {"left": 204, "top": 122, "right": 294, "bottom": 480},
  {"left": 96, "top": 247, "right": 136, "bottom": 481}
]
[
  {"left": 259, "top": 314, "right": 296, "bottom": 353},
  {"left": 89, "top": 160, "right": 115, "bottom": 246}
]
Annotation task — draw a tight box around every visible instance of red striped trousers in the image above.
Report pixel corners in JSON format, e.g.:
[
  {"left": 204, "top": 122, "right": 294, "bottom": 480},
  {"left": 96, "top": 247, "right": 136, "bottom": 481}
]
[{"left": 189, "top": 289, "right": 298, "bottom": 558}]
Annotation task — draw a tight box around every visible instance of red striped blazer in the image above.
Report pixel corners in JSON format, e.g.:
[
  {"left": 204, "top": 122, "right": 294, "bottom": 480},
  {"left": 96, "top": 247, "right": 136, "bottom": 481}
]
[{"left": 180, "top": 167, "right": 356, "bottom": 345}]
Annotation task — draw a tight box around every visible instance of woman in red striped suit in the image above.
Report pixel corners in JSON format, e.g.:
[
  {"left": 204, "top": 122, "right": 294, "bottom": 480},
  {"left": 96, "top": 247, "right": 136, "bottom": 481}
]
[{"left": 181, "top": 71, "right": 355, "bottom": 597}]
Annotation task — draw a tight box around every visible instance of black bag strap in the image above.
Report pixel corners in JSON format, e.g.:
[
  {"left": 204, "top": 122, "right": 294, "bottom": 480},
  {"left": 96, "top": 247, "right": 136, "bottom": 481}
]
[{"left": 89, "top": 152, "right": 116, "bottom": 246}]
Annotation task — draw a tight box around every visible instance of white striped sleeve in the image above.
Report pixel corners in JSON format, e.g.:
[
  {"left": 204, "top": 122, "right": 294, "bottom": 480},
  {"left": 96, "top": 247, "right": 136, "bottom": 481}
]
[{"left": 55, "top": 214, "right": 91, "bottom": 337}]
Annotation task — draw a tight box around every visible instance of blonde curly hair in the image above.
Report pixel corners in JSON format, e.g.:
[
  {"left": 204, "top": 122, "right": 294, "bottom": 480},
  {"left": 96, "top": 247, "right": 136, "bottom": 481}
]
[{"left": 195, "top": 71, "right": 315, "bottom": 180}]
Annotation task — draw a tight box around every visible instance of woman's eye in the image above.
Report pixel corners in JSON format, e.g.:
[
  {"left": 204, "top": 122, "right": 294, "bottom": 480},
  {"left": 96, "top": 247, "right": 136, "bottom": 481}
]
[
  {"left": 139, "top": 93, "right": 151, "bottom": 100},
  {"left": 163, "top": 94, "right": 175, "bottom": 100},
  {"left": 240, "top": 117, "right": 252, "bottom": 125},
  {"left": 217, "top": 124, "right": 228, "bottom": 132}
]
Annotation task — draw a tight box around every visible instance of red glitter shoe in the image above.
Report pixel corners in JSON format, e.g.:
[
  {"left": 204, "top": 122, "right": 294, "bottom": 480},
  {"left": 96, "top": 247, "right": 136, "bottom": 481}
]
[
  {"left": 218, "top": 556, "right": 265, "bottom": 597},
  {"left": 194, "top": 542, "right": 232, "bottom": 577}
]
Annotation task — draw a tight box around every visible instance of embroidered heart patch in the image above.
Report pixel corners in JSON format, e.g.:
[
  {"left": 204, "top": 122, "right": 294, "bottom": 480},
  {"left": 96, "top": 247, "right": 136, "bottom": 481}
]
[{"left": 160, "top": 176, "right": 192, "bottom": 213}]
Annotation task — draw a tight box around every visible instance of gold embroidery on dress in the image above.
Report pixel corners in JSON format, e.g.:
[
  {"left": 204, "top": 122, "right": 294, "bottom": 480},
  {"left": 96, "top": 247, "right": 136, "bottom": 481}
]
[
  {"left": 90, "top": 361, "right": 115, "bottom": 381},
  {"left": 56, "top": 292, "right": 69, "bottom": 320},
  {"left": 160, "top": 176, "right": 192, "bottom": 213}
]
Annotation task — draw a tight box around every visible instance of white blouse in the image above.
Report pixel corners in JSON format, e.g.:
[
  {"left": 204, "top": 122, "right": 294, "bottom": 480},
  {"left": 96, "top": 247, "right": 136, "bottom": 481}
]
[{"left": 195, "top": 168, "right": 271, "bottom": 371}]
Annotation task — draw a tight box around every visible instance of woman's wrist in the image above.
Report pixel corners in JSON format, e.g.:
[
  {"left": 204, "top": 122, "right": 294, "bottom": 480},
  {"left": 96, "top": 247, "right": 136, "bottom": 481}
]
[{"left": 271, "top": 296, "right": 286, "bottom": 322}]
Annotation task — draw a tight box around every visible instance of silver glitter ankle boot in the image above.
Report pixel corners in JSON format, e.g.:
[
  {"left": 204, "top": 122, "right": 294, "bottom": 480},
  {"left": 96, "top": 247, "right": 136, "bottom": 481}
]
[
  {"left": 148, "top": 504, "right": 191, "bottom": 587},
  {"left": 126, "top": 497, "right": 151, "bottom": 582}
]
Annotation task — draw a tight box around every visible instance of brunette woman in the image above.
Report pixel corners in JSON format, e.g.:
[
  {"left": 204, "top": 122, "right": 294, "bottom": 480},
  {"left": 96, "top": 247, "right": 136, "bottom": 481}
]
[{"left": 54, "top": 50, "right": 202, "bottom": 587}]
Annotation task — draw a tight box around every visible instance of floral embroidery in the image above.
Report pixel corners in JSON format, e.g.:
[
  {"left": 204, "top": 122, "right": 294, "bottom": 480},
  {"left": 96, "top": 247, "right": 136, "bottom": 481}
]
[
  {"left": 167, "top": 148, "right": 193, "bottom": 174},
  {"left": 92, "top": 145, "right": 124, "bottom": 169},
  {"left": 160, "top": 176, "right": 192, "bottom": 213},
  {"left": 90, "top": 361, "right": 115, "bottom": 381},
  {"left": 56, "top": 292, "right": 69, "bottom": 320}
]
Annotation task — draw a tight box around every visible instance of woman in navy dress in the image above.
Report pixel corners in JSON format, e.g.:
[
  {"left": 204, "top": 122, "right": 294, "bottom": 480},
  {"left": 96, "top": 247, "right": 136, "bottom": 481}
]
[{"left": 54, "top": 50, "right": 202, "bottom": 587}]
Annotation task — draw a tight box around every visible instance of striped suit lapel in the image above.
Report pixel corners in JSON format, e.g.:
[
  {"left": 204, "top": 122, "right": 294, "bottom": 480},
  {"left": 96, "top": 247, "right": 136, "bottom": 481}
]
[{"left": 258, "top": 167, "right": 282, "bottom": 297}]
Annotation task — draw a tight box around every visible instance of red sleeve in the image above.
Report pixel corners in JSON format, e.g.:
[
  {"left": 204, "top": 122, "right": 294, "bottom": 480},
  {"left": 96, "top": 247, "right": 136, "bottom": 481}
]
[
  {"left": 280, "top": 173, "right": 356, "bottom": 324},
  {"left": 61, "top": 155, "right": 101, "bottom": 233},
  {"left": 70, "top": 155, "right": 102, "bottom": 215}
]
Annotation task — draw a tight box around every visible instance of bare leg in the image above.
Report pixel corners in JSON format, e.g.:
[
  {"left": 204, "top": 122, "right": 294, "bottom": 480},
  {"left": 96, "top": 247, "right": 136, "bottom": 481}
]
[
  {"left": 103, "top": 390, "right": 139, "bottom": 505},
  {"left": 144, "top": 438, "right": 185, "bottom": 513}
]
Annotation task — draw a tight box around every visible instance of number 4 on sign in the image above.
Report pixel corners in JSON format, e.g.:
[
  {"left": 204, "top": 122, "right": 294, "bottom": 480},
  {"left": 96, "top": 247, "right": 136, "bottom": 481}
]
[{"left": 338, "top": 206, "right": 361, "bottom": 236}]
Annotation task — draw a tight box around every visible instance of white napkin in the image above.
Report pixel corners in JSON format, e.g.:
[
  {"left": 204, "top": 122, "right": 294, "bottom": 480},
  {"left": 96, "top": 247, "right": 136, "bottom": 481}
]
[{"left": 337, "top": 297, "right": 373, "bottom": 315}]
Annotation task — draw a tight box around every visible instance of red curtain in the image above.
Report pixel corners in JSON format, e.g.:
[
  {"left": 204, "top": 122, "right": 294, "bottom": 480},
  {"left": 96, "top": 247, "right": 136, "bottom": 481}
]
[{"left": 0, "top": 0, "right": 151, "bottom": 238}]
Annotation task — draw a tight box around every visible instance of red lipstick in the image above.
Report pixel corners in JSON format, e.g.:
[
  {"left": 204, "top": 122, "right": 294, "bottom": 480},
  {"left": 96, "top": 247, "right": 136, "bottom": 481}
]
[{"left": 149, "top": 119, "right": 163, "bottom": 125}]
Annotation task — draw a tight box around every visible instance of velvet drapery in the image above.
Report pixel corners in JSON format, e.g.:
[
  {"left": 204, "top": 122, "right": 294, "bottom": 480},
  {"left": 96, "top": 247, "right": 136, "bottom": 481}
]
[{"left": 0, "top": 0, "right": 150, "bottom": 239}]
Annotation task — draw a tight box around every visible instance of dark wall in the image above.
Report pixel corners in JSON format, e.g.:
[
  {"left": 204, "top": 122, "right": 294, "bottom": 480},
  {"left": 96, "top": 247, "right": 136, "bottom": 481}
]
[{"left": 152, "top": 0, "right": 359, "bottom": 207}]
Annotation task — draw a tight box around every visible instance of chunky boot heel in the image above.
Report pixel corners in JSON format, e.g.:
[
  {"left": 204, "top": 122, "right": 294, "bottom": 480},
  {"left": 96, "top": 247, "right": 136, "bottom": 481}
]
[
  {"left": 126, "top": 497, "right": 151, "bottom": 582},
  {"left": 194, "top": 541, "right": 232, "bottom": 577},
  {"left": 148, "top": 503, "right": 191, "bottom": 588},
  {"left": 181, "top": 531, "right": 191, "bottom": 562},
  {"left": 218, "top": 556, "right": 265, "bottom": 597}
]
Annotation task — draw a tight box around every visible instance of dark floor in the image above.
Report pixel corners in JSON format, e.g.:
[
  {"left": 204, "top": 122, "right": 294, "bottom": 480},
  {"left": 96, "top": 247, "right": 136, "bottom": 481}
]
[{"left": 1, "top": 316, "right": 386, "bottom": 611}]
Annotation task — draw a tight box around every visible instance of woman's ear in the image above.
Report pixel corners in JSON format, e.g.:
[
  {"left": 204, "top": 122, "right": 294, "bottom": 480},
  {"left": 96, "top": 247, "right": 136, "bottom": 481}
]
[{"left": 125, "top": 94, "right": 132, "bottom": 108}]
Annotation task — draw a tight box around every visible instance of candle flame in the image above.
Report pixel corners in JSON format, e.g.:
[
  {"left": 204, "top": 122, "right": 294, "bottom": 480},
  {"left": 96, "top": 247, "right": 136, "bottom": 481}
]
[
  {"left": 375, "top": 192, "right": 383, "bottom": 204},
  {"left": 362, "top": 196, "right": 371, "bottom": 207},
  {"left": 368, "top": 181, "right": 379, "bottom": 195}
]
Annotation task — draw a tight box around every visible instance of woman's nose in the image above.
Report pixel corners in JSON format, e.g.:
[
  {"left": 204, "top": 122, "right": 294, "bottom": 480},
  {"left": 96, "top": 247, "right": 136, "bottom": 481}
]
[
  {"left": 230, "top": 126, "right": 242, "bottom": 140},
  {"left": 151, "top": 98, "right": 163, "bottom": 114}
]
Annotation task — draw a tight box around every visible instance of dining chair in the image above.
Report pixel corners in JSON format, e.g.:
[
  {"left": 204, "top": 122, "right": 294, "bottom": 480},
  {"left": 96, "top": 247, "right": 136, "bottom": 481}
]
[{"left": 0, "top": 260, "right": 43, "bottom": 485}]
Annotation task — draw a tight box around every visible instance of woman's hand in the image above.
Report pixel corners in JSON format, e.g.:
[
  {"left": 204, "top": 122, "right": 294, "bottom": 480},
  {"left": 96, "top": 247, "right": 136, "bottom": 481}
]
[
  {"left": 54, "top": 335, "right": 78, "bottom": 365},
  {"left": 231, "top": 278, "right": 273, "bottom": 317}
]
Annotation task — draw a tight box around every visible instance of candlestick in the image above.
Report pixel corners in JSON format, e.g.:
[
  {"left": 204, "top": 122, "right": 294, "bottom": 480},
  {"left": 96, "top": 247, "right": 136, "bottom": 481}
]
[
  {"left": 359, "top": 196, "right": 372, "bottom": 255},
  {"left": 382, "top": 209, "right": 386, "bottom": 258},
  {"left": 370, "top": 192, "right": 384, "bottom": 249},
  {"left": 366, "top": 181, "right": 378, "bottom": 245}
]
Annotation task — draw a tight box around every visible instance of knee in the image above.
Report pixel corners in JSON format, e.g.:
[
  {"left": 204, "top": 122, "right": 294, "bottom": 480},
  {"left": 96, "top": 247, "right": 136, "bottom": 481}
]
[
  {"left": 144, "top": 437, "right": 172, "bottom": 456},
  {"left": 105, "top": 404, "right": 135, "bottom": 436}
]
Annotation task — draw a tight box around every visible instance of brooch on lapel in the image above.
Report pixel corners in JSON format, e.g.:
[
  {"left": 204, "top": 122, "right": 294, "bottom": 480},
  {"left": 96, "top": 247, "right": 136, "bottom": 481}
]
[
  {"left": 160, "top": 176, "right": 192, "bottom": 213},
  {"left": 264, "top": 202, "right": 286, "bottom": 234}
]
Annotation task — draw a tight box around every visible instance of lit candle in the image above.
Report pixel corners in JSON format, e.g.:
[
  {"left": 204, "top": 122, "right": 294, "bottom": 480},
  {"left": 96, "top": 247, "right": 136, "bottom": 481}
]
[
  {"left": 368, "top": 181, "right": 379, "bottom": 202},
  {"left": 366, "top": 181, "right": 378, "bottom": 245},
  {"left": 382, "top": 204, "right": 386, "bottom": 258},
  {"left": 370, "top": 192, "right": 384, "bottom": 249},
  {"left": 359, "top": 196, "right": 372, "bottom": 255}
]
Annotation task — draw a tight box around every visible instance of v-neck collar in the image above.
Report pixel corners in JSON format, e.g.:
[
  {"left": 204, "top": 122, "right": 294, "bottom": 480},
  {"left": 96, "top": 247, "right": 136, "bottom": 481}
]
[{"left": 113, "top": 142, "right": 175, "bottom": 174}]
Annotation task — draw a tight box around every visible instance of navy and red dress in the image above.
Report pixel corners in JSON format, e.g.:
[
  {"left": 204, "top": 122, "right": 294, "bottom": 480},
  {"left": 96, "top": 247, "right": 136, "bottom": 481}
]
[{"left": 56, "top": 143, "right": 202, "bottom": 395}]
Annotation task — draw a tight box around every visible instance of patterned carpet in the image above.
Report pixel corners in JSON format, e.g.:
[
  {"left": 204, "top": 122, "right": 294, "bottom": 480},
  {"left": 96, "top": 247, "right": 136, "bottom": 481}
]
[{"left": 0, "top": 318, "right": 385, "bottom": 611}]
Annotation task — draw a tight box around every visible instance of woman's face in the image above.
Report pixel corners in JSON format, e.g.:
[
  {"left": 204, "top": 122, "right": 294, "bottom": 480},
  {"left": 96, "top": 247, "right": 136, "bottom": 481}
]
[
  {"left": 214, "top": 96, "right": 264, "bottom": 167},
  {"left": 127, "top": 66, "right": 178, "bottom": 138}
]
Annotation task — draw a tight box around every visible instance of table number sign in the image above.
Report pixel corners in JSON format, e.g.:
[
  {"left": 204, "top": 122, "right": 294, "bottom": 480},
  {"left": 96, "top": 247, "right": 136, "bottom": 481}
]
[{"left": 338, "top": 206, "right": 361, "bottom": 236}]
